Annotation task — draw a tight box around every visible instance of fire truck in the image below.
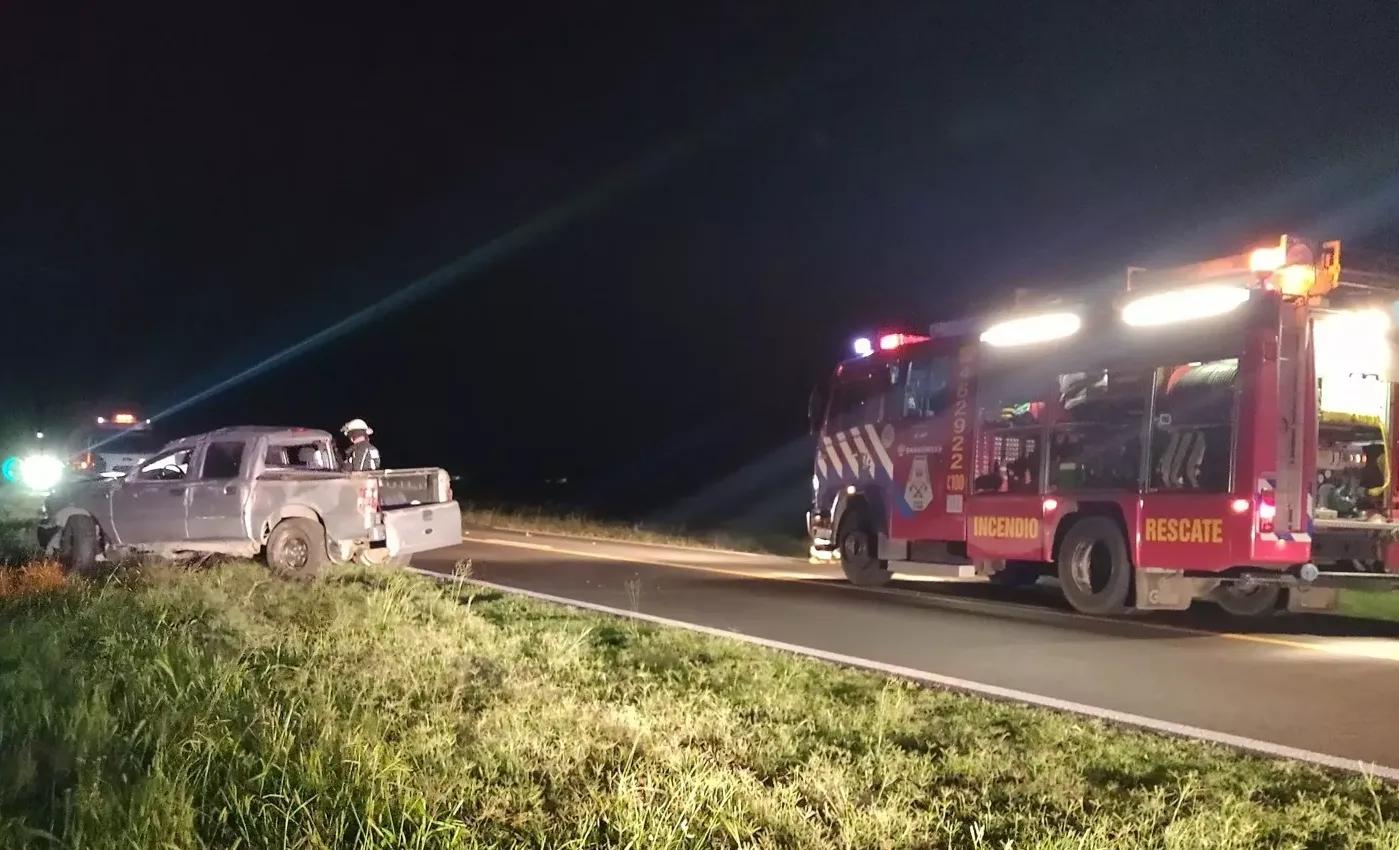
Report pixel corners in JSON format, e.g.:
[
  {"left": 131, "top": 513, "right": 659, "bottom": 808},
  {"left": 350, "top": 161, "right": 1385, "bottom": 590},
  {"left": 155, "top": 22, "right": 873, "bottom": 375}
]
[
  {"left": 807, "top": 235, "right": 1399, "bottom": 616},
  {"left": 64, "top": 411, "right": 163, "bottom": 477}
]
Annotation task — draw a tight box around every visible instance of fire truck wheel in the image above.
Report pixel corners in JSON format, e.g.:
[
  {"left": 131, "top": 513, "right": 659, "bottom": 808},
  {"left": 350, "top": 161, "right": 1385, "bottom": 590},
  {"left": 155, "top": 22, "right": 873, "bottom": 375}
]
[
  {"left": 1057, "top": 517, "right": 1133, "bottom": 615},
  {"left": 837, "top": 509, "right": 891, "bottom": 587},
  {"left": 266, "top": 518, "right": 330, "bottom": 579},
  {"left": 1212, "top": 582, "right": 1284, "bottom": 617},
  {"left": 987, "top": 560, "right": 1043, "bottom": 588}
]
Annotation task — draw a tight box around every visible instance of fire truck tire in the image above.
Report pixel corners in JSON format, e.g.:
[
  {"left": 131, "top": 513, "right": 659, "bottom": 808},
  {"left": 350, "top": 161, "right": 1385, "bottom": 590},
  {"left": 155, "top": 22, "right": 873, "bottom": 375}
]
[
  {"left": 266, "top": 518, "right": 330, "bottom": 579},
  {"left": 836, "top": 508, "right": 891, "bottom": 587},
  {"left": 987, "top": 560, "right": 1042, "bottom": 588},
  {"left": 58, "top": 514, "right": 100, "bottom": 576},
  {"left": 1211, "top": 583, "right": 1284, "bottom": 617},
  {"left": 1057, "top": 517, "right": 1133, "bottom": 615}
]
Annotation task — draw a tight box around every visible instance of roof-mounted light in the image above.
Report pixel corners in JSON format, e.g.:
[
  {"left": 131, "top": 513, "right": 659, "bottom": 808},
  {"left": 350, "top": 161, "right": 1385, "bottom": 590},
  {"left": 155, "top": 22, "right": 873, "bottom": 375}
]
[
  {"left": 1249, "top": 242, "right": 1286, "bottom": 273},
  {"left": 113, "top": 413, "right": 136, "bottom": 424},
  {"left": 852, "top": 337, "right": 873, "bottom": 357},
  {"left": 980, "top": 312, "right": 1081, "bottom": 348},
  {"left": 1121, "top": 283, "right": 1249, "bottom": 328},
  {"left": 878, "top": 332, "right": 930, "bottom": 350}
]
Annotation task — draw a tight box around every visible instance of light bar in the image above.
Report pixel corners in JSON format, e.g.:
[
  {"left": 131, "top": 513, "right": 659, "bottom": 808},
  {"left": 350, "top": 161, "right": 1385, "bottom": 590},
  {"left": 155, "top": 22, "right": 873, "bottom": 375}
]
[
  {"left": 980, "top": 312, "right": 1081, "bottom": 348},
  {"left": 1249, "top": 244, "right": 1285, "bottom": 273},
  {"left": 879, "top": 332, "right": 930, "bottom": 350},
  {"left": 852, "top": 337, "right": 873, "bottom": 357},
  {"left": 1121, "top": 284, "right": 1249, "bottom": 327},
  {"left": 113, "top": 413, "right": 136, "bottom": 424}
]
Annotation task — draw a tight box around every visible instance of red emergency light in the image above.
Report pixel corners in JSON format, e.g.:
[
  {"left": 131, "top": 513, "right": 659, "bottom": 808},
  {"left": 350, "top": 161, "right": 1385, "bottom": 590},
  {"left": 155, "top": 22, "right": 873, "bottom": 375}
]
[{"left": 878, "top": 332, "right": 930, "bottom": 350}]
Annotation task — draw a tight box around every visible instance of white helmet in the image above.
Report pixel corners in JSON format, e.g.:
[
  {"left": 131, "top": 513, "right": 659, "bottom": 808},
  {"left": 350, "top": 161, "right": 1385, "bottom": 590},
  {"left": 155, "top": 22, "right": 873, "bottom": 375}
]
[{"left": 341, "top": 418, "right": 373, "bottom": 436}]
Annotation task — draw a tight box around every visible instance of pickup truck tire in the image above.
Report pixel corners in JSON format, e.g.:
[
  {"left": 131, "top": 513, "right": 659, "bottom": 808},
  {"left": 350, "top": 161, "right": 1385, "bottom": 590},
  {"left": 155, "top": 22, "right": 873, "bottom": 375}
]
[
  {"left": 266, "top": 518, "right": 330, "bottom": 578},
  {"left": 58, "top": 515, "right": 100, "bottom": 576},
  {"left": 356, "top": 549, "right": 410, "bottom": 569},
  {"left": 1056, "top": 516, "right": 1133, "bottom": 615}
]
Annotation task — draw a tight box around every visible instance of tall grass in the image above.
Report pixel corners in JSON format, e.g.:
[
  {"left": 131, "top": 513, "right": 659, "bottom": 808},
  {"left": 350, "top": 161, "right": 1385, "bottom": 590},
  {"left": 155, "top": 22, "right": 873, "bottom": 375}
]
[{"left": 0, "top": 562, "right": 1397, "bottom": 848}]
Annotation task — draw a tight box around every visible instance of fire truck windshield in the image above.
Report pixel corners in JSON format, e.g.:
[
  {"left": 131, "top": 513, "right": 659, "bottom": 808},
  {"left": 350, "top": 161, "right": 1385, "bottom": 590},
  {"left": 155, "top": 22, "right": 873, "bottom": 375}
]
[{"left": 78, "top": 429, "right": 164, "bottom": 455}]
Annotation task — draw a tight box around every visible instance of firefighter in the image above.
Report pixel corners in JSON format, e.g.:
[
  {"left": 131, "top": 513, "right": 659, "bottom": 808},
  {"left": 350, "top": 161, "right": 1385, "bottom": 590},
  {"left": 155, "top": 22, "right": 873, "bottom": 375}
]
[{"left": 340, "top": 418, "right": 382, "bottom": 471}]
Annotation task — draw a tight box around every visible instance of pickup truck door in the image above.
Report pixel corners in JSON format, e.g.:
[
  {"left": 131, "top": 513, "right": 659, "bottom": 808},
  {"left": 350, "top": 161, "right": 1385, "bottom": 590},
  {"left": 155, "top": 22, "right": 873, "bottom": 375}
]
[
  {"left": 109, "top": 445, "right": 195, "bottom": 544},
  {"left": 187, "top": 439, "right": 252, "bottom": 541}
]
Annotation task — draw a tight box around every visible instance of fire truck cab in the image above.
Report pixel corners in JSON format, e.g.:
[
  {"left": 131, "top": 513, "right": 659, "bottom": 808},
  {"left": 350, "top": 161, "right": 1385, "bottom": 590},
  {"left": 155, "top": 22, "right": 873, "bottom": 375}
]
[
  {"left": 65, "top": 411, "right": 162, "bottom": 478},
  {"left": 808, "top": 236, "right": 1399, "bottom": 616}
]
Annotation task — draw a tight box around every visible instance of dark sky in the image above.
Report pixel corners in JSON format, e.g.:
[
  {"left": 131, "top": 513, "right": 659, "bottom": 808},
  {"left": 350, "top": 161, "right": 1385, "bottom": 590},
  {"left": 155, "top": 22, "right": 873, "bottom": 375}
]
[{"left": 6, "top": 3, "right": 1399, "bottom": 513}]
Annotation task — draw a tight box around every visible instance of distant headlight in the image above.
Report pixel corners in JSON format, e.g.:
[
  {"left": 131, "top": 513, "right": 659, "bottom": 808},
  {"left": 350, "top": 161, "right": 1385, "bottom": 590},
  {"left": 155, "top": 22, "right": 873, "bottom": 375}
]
[{"left": 19, "top": 455, "right": 64, "bottom": 492}]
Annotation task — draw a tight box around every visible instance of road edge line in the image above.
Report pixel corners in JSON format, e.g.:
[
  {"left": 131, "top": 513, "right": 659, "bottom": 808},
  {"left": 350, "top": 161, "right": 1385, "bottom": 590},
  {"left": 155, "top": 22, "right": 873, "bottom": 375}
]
[
  {"left": 457, "top": 536, "right": 1399, "bottom": 661},
  {"left": 461, "top": 523, "right": 785, "bottom": 560},
  {"left": 407, "top": 565, "right": 1398, "bottom": 783}
]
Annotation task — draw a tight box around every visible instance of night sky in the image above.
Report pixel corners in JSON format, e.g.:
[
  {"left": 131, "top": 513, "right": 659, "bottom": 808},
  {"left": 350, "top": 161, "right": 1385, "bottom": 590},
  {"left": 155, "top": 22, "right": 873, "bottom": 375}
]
[{"left": 6, "top": 4, "right": 1399, "bottom": 516}]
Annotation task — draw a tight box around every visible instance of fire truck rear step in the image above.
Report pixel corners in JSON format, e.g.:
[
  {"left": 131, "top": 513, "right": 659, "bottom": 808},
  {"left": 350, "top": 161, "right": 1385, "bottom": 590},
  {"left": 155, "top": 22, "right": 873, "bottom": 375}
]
[{"left": 888, "top": 561, "right": 979, "bottom": 579}]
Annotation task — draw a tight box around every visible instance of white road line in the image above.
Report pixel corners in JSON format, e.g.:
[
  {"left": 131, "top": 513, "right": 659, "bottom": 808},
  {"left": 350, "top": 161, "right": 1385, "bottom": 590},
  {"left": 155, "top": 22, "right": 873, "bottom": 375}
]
[
  {"left": 407, "top": 566, "right": 1399, "bottom": 782},
  {"left": 452, "top": 535, "right": 1399, "bottom": 662}
]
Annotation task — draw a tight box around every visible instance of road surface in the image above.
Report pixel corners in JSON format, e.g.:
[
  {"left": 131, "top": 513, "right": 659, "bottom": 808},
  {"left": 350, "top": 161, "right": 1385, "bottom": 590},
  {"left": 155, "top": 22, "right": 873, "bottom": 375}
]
[{"left": 417, "top": 527, "right": 1399, "bottom": 772}]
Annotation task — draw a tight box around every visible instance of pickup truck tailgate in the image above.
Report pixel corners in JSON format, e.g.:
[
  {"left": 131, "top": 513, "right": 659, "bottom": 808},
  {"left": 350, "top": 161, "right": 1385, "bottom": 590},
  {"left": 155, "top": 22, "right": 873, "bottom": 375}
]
[{"left": 382, "top": 500, "right": 462, "bottom": 555}]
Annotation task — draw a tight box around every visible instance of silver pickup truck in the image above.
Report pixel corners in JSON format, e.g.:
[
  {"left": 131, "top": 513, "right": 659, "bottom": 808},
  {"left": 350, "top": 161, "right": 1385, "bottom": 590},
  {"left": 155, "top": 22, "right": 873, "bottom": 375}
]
[{"left": 38, "top": 425, "right": 461, "bottom": 575}]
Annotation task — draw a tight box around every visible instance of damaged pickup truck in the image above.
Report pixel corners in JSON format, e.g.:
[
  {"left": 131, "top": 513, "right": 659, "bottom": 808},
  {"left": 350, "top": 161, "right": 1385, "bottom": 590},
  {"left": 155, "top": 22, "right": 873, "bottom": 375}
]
[{"left": 38, "top": 425, "right": 461, "bottom": 575}]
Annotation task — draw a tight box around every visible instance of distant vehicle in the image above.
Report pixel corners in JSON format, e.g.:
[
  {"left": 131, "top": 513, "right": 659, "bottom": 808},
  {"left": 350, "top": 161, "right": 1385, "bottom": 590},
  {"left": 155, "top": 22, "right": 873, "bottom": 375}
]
[
  {"left": 38, "top": 425, "right": 461, "bottom": 574},
  {"left": 64, "top": 411, "right": 165, "bottom": 478},
  {"left": 807, "top": 234, "right": 1399, "bottom": 617}
]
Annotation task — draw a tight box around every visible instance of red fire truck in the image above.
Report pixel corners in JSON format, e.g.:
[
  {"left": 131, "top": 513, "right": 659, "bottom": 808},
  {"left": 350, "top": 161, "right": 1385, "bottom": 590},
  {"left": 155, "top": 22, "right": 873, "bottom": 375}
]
[{"left": 807, "top": 235, "right": 1399, "bottom": 616}]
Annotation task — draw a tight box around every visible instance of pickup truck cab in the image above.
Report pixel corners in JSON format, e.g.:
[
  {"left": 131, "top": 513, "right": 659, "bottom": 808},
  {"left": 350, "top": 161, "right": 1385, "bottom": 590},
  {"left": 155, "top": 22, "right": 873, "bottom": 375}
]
[{"left": 39, "top": 425, "right": 461, "bottom": 574}]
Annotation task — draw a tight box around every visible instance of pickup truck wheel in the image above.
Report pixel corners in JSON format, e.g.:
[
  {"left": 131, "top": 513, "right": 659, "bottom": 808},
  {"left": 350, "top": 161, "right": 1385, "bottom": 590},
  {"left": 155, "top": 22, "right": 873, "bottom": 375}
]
[
  {"left": 355, "top": 549, "right": 410, "bottom": 569},
  {"left": 266, "top": 518, "right": 330, "bottom": 578},
  {"left": 58, "top": 515, "right": 100, "bottom": 576},
  {"left": 1056, "top": 516, "right": 1133, "bottom": 615}
]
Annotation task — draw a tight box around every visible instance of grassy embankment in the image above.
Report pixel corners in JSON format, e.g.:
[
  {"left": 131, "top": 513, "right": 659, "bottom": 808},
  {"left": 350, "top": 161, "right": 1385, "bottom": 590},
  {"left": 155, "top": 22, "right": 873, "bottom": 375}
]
[
  {"left": 461, "top": 503, "right": 809, "bottom": 556},
  {"left": 0, "top": 557, "right": 1397, "bottom": 848},
  {"left": 460, "top": 504, "right": 1399, "bottom": 623}
]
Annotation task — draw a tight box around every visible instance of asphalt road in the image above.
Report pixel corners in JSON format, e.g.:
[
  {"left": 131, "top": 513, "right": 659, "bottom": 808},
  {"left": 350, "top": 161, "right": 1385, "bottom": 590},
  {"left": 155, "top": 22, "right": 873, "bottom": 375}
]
[{"left": 417, "top": 527, "right": 1399, "bottom": 772}]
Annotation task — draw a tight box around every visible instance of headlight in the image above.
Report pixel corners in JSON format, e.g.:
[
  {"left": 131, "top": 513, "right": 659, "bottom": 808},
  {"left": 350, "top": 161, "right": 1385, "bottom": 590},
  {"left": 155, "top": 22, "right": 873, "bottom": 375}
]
[{"left": 19, "top": 455, "right": 64, "bottom": 492}]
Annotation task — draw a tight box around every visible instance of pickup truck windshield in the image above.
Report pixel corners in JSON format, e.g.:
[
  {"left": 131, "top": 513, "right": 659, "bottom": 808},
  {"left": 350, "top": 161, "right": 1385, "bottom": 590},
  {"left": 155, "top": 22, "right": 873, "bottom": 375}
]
[{"left": 134, "top": 446, "right": 194, "bottom": 481}]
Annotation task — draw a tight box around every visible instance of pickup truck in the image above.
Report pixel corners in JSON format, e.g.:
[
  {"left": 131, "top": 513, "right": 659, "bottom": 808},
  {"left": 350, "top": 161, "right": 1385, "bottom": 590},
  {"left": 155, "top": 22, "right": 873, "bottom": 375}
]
[{"left": 38, "top": 425, "right": 462, "bottom": 575}]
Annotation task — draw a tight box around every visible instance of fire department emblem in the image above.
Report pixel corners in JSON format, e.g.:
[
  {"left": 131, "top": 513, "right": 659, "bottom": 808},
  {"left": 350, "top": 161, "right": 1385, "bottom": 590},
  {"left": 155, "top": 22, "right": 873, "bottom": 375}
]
[
  {"left": 904, "top": 454, "right": 933, "bottom": 511},
  {"left": 880, "top": 424, "right": 895, "bottom": 449}
]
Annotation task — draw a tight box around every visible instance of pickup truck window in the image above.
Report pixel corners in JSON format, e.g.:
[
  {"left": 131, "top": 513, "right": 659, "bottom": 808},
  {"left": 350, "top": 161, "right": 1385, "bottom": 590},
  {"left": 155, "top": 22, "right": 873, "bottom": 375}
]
[
  {"left": 265, "top": 440, "right": 334, "bottom": 471},
  {"left": 136, "top": 447, "right": 193, "bottom": 481},
  {"left": 200, "top": 441, "right": 246, "bottom": 480}
]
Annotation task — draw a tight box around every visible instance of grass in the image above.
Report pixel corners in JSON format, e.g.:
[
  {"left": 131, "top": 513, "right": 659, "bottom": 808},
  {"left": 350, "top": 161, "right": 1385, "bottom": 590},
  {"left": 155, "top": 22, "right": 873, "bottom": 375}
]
[
  {"left": 1339, "top": 590, "right": 1399, "bottom": 623},
  {"left": 0, "top": 518, "right": 39, "bottom": 565},
  {"left": 460, "top": 502, "right": 808, "bottom": 556},
  {"left": 1, "top": 561, "right": 1399, "bottom": 848}
]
